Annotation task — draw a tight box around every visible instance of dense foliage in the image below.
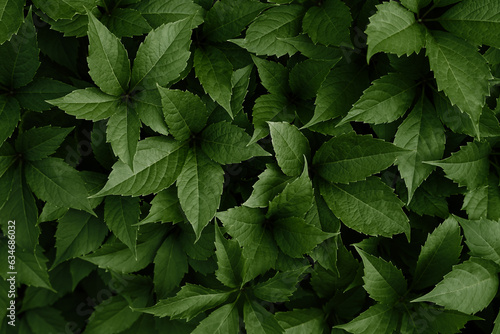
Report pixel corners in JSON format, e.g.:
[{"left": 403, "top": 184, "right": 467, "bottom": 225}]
[{"left": 1, "top": 0, "right": 500, "bottom": 333}]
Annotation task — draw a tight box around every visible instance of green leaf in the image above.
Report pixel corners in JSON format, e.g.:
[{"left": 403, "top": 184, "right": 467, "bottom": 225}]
[
  {"left": 303, "top": 61, "right": 369, "bottom": 128},
  {"left": 335, "top": 304, "right": 399, "bottom": 334},
  {"left": 52, "top": 209, "right": 108, "bottom": 268},
  {"left": 191, "top": 303, "right": 239, "bottom": 334},
  {"left": 244, "top": 298, "right": 285, "bottom": 334},
  {"left": 426, "top": 31, "right": 492, "bottom": 137},
  {"left": 230, "top": 64, "right": 253, "bottom": 114},
  {"left": 15, "top": 245, "right": 54, "bottom": 291},
  {"left": 425, "top": 140, "right": 490, "bottom": 190},
  {"left": 462, "top": 174, "right": 500, "bottom": 220},
  {"left": 400, "top": 0, "right": 432, "bottom": 13},
  {"left": 251, "top": 55, "right": 289, "bottom": 96},
  {"left": 214, "top": 224, "right": 243, "bottom": 288},
  {"left": 253, "top": 266, "right": 309, "bottom": 303},
  {"left": 278, "top": 34, "right": 344, "bottom": 60},
  {"left": 289, "top": 59, "right": 339, "bottom": 100},
  {"left": 131, "top": 18, "right": 193, "bottom": 91},
  {"left": 87, "top": 12, "right": 130, "bottom": 96},
  {"left": 201, "top": 121, "right": 270, "bottom": 165},
  {"left": 230, "top": 5, "right": 304, "bottom": 57},
  {"left": 203, "top": 0, "right": 271, "bottom": 42},
  {"left": 250, "top": 94, "right": 294, "bottom": 145},
  {"left": 429, "top": 306, "right": 481, "bottom": 334},
  {"left": 244, "top": 164, "right": 293, "bottom": 208},
  {"left": 106, "top": 106, "right": 141, "bottom": 168},
  {"left": 32, "top": 0, "right": 95, "bottom": 20},
  {"left": 216, "top": 206, "right": 278, "bottom": 283},
  {"left": 134, "top": 88, "right": 169, "bottom": 135},
  {"left": 100, "top": 8, "right": 152, "bottom": 38},
  {"left": 457, "top": 216, "right": 500, "bottom": 266},
  {"left": 355, "top": 247, "right": 407, "bottom": 304},
  {"left": 93, "top": 137, "right": 188, "bottom": 197},
  {"left": 366, "top": 1, "right": 425, "bottom": 61},
  {"left": 302, "top": 0, "right": 352, "bottom": 47},
  {"left": 338, "top": 73, "right": 417, "bottom": 126},
  {"left": 194, "top": 46, "right": 233, "bottom": 117},
  {"left": 267, "top": 164, "right": 314, "bottom": 219},
  {"left": 0, "top": 0, "right": 24, "bottom": 45},
  {"left": 15, "top": 126, "right": 73, "bottom": 161},
  {"left": 176, "top": 148, "right": 224, "bottom": 239},
  {"left": 394, "top": 97, "right": 446, "bottom": 203},
  {"left": 0, "top": 142, "right": 16, "bottom": 179},
  {"left": 320, "top": 177, "right": 410, "bottom": 238},
  {"left": 274, "top": 217, "right": 333, "bottom": 258},
  {"left": 412, "top": 216, "right": 462, "bottom": 290},
  {"left": 154, "top": 235, "right": 188, "bottom": 298},
  {"left": 439, "top": 0, "right": 500, "bottom": 48},
  {"left": 275, "top": 308, "right": 327, "bottom": 334},
  {"left": 412, "top": 257, "right": 499, "bottom": 314},
  {"left": 0, "top": 9, "right": 40, "bottom": 89},
  {"left": 133, "top": 0, "right": 204, "bottom": 29},
  {"left": 25, "top": 307, "right": 67, "bottom": 334},
  {"left": 104, "top": 196, "right": 140, "bottom": 258},
  {"left": 0, "top": 166, "right": 39, "bottom": 251},
  {"left": 0, "top": 96, "right": 20, "bottom": 146},
  {"left": 15, "top": 77, "right": 74, "bottom": 112},
  {"left": 138, "top": 187, "right": 184, "bottom": 225},
  {"left": 158, "top": 87, "right": 209, "bottom": 141},
  {"left": 136, "top": 283, "right": 232, "bottom": 320},
  {"left": 268, "top": 122, "right": 310, "bottom": 177},
  {"left": 314, "top": 133, "right": 407, "bottom": 184}
]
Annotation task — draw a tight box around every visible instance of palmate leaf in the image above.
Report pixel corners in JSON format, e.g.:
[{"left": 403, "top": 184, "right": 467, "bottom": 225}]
[
  {"left": 425, "top": 31, "right": 492, "bottom": 137},
  {"left": 412, "top": 216, "right": 462, "bottom": 290},
  {"left": 244, "top": 164, "right": 292, "bottom": 208},
  {"left": 366, "top": 1, "right": 425, "bottom": 62},
  {"left": 439, "top": 0, "right": 500, "bottom": 48},
  {"left": 106, "top": 105, "right": 141, "bottom": 169},
  {"left": 320, "top": 176, "right": 410, "bottom": 239},
  {"left": 394, "top": 97, "right": 446, "bottom": 203},
  {"left": 87, "top": 12, "right": 130, "bottom": 96},
  {"left": 335, "top": 304, "right": 399, "bottom": 334},
  {"left": 337, "top": 73, "right": 417, "bottom": 126},
  {"left": 104, "top": 196, "right": 140, "bottom": 258},
  {"left": 191, "top": 303, "right": 239, "bottom": 334},
  {"left": 244, "top": 298, "right": 284, "bottom": 334},
  {"left": 462, "top": 174, "right": 500, "bottom": 220},
  {"left": 214, "top": 224, "right": 243, "bottom": 288},
  {"left": 176, "top": 147, "right": 224, "bottom": 239},
  {"left": 314, "top": 133, "right": 407, "bottom": 184},
  {"left": 154, "top": 235, "right": 188, "bottom": 298},
  {"left": 412, "top": 257, "right": 499, "bottom": 314},
  {"left": 425, "top": 140, "right": 490, "bottom": 190},
  {"left": 230, "top": 5, "right": 304, "bottom": 57},
  {"left": 92, "top": 137, "right": 188, "bottom": 197},
  {"left": 456, "top": 215, "right": 500, "bottom": 266},
  {"left": 0, "top": 0, "right": 24, "bottom": 45},
  {"left": 302, "top": 0, "right": 352, "bottom": 47}
]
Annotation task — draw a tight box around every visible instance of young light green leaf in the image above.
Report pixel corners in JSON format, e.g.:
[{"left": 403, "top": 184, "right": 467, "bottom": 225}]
[
  {"left": 462, "top": 175, "right": 500, "bottom": 221},
  {"left": 366, "top": 1, "right": 425, "bottom": 61},
  {"left": 87, "top": 12, "right": 130, "bottom": 96},
  {"left": 439, "top": 0, "right": 500, "bottom": 48},
  {"left": 289, "top": 59, "right": 339, "bottom": 100},
  {"left": 104, "top": 196, "right": 140, "bottom": 258},
  {"left": 92, "top": 137, "right": 188, "bottom": 197},
  {"left": 201, "top": 121, "right": 270, "bottom": 165},
  {"left": 412, "top": 257, "right": 499, "bottom": 314},
  {"left": 426, "top": 31, "right": 492, "bottom": 137},
  {"left": 355, "top": 247, "right": 407, "bottom": 304},
  {"left": 52, "top": 209, "right": 108, "bottom": 269},
  {"left": 320, "top": 177, "right": 410, "bottom": 238},
  {"left": 338, "top": 73, "right": 417, "bottom": 126},
  {"left": 251, "top": 55, "right": 289, "bottom": 96},
  {"left": 214, "top": 224, "right": 243, "bottom": 288},
  {"left": 394, "top": 97, "right": 446, "bottom": 203},
  {"left": 133, "top": 0, "right": 204, "bottom": 29},
  {"left": 191, "top": 303, "right": 239, "bottom": 334},
  {"left": 335, "top": 303, "right": 399, "bottom": 334},
  {"left": 314, "top": 133, "right": 407, "bottom": 184},
  {"left": 15, "top": 77, "right": 74, "bottom": 112},
  {"left": 177, "top": 148, "right": 224, "bottom": 239},
  {"left": 138, "top": 187, "right": 184, "bottom": 225},
  {"left": 158, "top": 87, "right": 209, "bottom": 141},
  {"left": 47, "top": 88, "right": 120, "bottom": 121},
  {"left": 194, "top": 46, "right": 233, "bottom": 117},
  {"left": 106, "top": 106, "right": 141, "bottom": 168},
  {"left": 203, "top": 0, "right": 271, "bottom": 42},
  {"left": 230, "top": 5, "right": 304, "bottom": 57},
  {"left": 244, "top": 298, "right": 285, "bottom": 334},
  {"left": 302, "top": 0, "right": 352, "bottom": 47},
  {"left": 268, "top": 122, "right": 310, "bottom": 177},
  {"left": 275, "top": 308, "right": 327, "bottom": 334},
  {"left": 131, "top": 18, "right": 193, "bottom": 91},
  {"left": 425, "top": 140, "right": 490, "bottom": 190},
  {"left": 244, "top": 164, "right": 292, "bottom": 208},
  {"left": 136, "top": 283, "right": 232, "bottom": 320},
  {"left": 100, "top": 8, "right": 152, "bottom": 38},
  {"left": 412, "top": 216, "right": 462, "bottom": 290},
  {"left": 457, "top": 216, "right": 500, "bottom": 266},
  {"left": 253, "top": 266, "right": 309, "bottom": 302},
  {"left": 400, "top": 0, "right": 432, "bottom": 13},
  {"left": 0, "top": 0, "right": 24, "bottom": 45},
  {"left": 273, "top": 217, "right": 334, "bottom": 258},
  {"left": 0, "top": 96, "right": 20, "bottom": 146},
  {"left": 0, "top": 9, "right": 40, "bottom": 89},
  {"left": 25, "top": 158, "right": 94, "bottom": 214},
  {"left": 249, "top": 94, "right": 294, "bottom": 145},
  {"left": 154, "top": 235, "right": 188, "bottom": 298}
]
